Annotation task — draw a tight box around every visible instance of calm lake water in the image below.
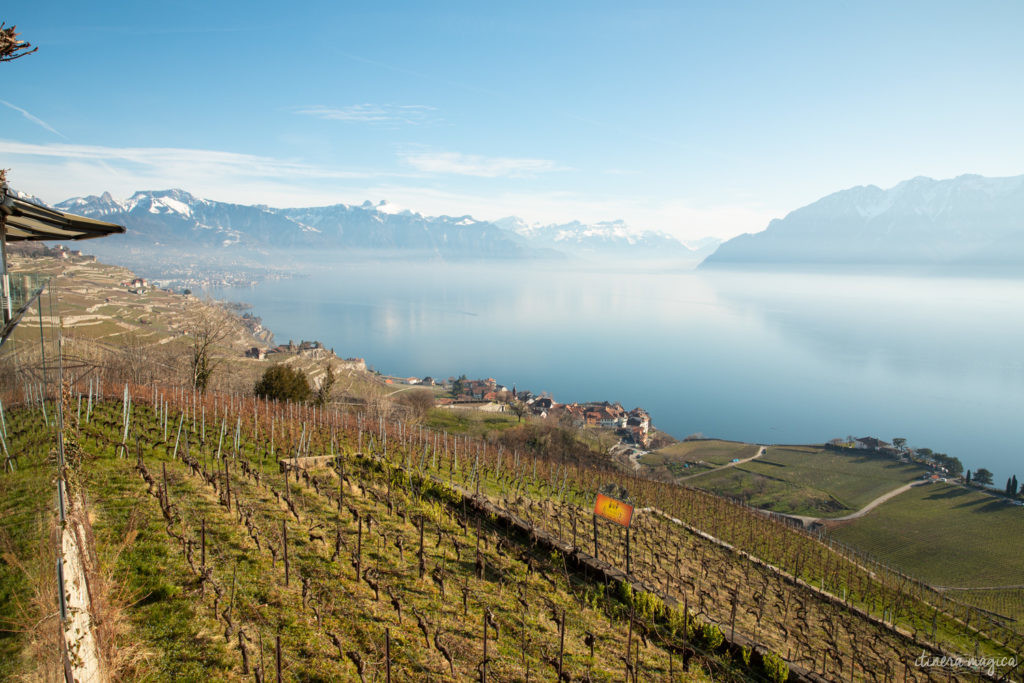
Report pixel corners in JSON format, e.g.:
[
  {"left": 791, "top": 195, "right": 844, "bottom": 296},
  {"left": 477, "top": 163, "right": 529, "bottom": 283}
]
[{"left": 209, "top": 260, "right": 1024, "bottom": 486}]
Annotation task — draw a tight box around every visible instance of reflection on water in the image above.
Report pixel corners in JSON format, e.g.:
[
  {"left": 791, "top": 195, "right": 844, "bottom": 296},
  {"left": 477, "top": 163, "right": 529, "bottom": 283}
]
[{"left": 209, "top": 260, "right": 1024, "bottom": 484}]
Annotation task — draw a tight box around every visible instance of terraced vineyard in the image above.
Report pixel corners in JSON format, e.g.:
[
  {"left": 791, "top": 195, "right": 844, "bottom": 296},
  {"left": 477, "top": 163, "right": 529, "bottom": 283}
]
[
  {"left": 8, "top": 385, "right": 789, "bottom": 682},
  {"left": 4, "top": 381, "right": 1022, "bottom": 680}
]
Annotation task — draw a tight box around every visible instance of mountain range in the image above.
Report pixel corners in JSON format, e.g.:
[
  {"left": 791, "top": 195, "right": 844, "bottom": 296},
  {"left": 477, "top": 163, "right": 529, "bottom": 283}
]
[
  {"left": 53, "top": 189, "right": 702, "bottom": 262},
  {"left": 701, "top": 174, "right": 1024, "bottom": 270}
]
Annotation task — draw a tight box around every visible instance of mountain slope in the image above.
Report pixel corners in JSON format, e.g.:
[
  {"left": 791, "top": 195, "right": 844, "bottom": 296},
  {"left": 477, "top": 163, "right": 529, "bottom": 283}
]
[
  {"left": 56, "top": 189, "right": 702, "bottom": 262},
  {"left": 56, "top": 190, "right": 537, "bottom": 258},
  {"left": 701, "top": 174, "right": 1024, "bottom": 269}
]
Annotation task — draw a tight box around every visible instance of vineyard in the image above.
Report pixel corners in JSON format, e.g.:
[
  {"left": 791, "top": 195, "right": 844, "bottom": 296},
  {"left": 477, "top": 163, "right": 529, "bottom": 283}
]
[{"left": 2, "top": 379, "right": 1022, "bottom": 681}]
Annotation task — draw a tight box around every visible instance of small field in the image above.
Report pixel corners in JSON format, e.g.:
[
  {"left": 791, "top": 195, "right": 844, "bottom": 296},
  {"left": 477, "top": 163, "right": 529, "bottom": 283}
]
[
  {"left": 640, "top": 440, "right": 757, "bottom": 481},
  {"left": 690, "top": 446, "right": 926, "bottom": 517},
  {"left": 646, "top": 439, "right": 758, "bottom": 467},
  {"left": 424, "top": 407, "right": 519, "bottom": 437}
]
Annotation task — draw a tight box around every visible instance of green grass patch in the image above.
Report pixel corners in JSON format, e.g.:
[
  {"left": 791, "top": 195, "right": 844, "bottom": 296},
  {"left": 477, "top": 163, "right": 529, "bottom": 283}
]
[
  {"left": 0, "top": 406, "right": 61, "bottom": 680},
  {"left": 690, "top": 446, "right": 926, "bottom": 517},
  {"left": 830, "top": 482, "right": 1024, "bottom": 589},
  {"left": 424, "top": 407, "right": 518, "bottom": 437}
]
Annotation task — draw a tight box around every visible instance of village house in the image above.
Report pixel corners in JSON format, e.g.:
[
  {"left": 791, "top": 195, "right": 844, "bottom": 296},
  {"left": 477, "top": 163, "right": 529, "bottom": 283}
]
[
  {"left": 529, "top": 396, "right": 556, "bottom": 417},
  {"left": 460, "top": 377, "right": 498, "bottom": 400}
]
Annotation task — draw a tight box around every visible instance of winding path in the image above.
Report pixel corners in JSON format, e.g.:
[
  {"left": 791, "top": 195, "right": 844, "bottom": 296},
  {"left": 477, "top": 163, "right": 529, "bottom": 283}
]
[
  {"left": 782, "top": 480, "right": 927, "bottom": 527},
  {"left": 675, "top": 445, "right": 766, "bottom": 481}
]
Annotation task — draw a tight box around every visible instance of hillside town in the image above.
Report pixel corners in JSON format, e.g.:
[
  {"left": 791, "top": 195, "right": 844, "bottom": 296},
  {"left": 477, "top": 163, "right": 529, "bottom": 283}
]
[{"left": 384, "top": 374, "right": 655, "bottom": 448}]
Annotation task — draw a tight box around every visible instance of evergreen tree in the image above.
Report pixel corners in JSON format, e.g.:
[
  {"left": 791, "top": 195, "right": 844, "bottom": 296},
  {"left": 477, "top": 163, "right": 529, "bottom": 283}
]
[
  {"left": 965, "top": 470, "right": 972, "bottom": 484},
  {"left": 255, "top": 365, "right": 312, "bottom": 403}
]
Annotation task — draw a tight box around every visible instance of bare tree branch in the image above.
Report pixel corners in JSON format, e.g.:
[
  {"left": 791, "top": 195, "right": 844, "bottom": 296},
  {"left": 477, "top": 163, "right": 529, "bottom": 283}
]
[{"left": 1, "top": 23, "right": 38, "bottom": 63}]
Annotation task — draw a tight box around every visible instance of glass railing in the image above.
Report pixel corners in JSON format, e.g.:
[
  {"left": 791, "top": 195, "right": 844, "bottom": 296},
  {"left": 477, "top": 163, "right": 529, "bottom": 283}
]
[{"left": 2, "top": 271, "right": 50, "bottom": 329}]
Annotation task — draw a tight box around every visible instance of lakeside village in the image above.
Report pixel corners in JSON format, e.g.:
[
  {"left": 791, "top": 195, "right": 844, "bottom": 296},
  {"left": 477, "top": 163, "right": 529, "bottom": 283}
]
[
  {"left": 391, "top": 375, "right": 655, "bottom": 448},
  {"left": 14, "top": 243, "right": 279, "bottom": 290},
  {"left": 238, "top": 339, "right": 660, "bottom": 448}
]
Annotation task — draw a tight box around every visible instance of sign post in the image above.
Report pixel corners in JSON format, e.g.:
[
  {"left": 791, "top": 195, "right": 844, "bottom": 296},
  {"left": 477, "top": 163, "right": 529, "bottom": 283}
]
[
  {"left": 593, "top": 490, "right": 635, "bottom": 576},
  {"left": 593, "top": 492, "right": 634, "bottom": 527}
]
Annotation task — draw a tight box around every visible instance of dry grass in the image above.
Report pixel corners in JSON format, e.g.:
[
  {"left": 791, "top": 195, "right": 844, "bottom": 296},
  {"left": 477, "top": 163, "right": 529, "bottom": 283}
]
[{"left": 0, "top": 522, "right": 62, "bottom": 681}]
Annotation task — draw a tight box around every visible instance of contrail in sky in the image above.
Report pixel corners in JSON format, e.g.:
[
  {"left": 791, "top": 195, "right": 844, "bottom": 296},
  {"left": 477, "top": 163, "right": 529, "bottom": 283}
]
[{"left": 0, "top": 99, "right": 68, "bottom": 139}]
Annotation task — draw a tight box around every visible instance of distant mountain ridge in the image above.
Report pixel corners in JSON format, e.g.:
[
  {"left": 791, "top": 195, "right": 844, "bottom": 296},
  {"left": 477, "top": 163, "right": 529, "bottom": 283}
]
[
  {"left": 495, "top": 216, "right": 702, "bottom": 257},
  {"left": 54, "top": 189, "right": 700, "bottom": 261},
  {"left": 701, "top": 174, "right": 1024, "bottom": 269},
  {"left": 57, "top": 189, "right": 534, "bottom": 258}
]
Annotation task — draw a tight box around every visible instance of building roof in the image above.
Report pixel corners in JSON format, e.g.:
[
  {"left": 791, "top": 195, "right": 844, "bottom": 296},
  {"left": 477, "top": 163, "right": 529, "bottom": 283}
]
[{"left": 1, "top": 190, "right": 125, "bottom": 242}]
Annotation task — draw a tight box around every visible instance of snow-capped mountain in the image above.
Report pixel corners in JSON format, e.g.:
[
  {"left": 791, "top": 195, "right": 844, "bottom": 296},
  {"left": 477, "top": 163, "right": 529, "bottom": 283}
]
[
  {"left": 701, "top": 174, "right": 1024, "bottom": 269},
  {"left": 56, "top": 189, "right": 536, "bottom": 258},
  {"left": 53, "top": 189, "right": 711, "bottom": 262},
  {"left": 495, "top": 217, "right": 696, "bottom": 257}
]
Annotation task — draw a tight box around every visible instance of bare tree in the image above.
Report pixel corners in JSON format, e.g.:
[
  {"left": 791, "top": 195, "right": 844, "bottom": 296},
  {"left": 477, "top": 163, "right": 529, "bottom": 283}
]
[
  {"left": 396, "top": 389, "right": 435, "bottom": 422},
  {"left": 183, "top": 303, "right": 234, "bottom": 393},
  {"left": 509, "top": 400, "right": 529, "bottom": 423},
  {"left": 1, "top": 23, "right": 37, "bottom": 62}
]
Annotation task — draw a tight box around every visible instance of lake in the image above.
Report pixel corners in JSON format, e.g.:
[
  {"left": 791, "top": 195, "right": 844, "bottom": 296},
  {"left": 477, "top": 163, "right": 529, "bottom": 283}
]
[{"left": 208, "top": 259, "right": 1024, "bottom": 486}]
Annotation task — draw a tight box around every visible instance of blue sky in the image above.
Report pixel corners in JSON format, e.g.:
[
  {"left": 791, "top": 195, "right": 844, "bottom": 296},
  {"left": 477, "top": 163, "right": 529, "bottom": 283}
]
[{"left": 2, "top": 1, "right": 1023, "bottom": 240}]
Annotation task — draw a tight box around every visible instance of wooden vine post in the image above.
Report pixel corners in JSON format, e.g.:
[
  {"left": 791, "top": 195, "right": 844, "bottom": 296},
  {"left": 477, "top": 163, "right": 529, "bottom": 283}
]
[
  {"left": 356, "top": 516, "right": 363, "bottom": 581},
  {"left": 558, "top": 609, "right": 565, "bottom": 679},
  {"left": 418, "top": 515, "right": 425, "bottom": 579},
  {"left": 282, "top": 519, "right": 289, "bottom": 586},
  {"left": 626, "top": 526, "right": 631, "bottom": 577},
  {"left": 275, "top": 634, "right": 282, "bottom": 683},
  {"left": 482, "top": 609, "right": 488, "bottom": 683}
]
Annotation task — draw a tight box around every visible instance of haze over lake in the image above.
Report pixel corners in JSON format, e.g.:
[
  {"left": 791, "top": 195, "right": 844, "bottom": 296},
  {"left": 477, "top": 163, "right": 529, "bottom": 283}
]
[{"left": 210, "top": 260, "right": 1024, "bottom": 486}]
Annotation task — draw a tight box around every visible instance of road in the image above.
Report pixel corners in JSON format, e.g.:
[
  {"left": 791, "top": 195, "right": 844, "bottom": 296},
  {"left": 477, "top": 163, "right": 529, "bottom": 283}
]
[
  {"left": 783, "top": 480, "right": 927, "bottom": 527},
  {"left": 675, "top": 445, "right": 767, "bottom": 481}
]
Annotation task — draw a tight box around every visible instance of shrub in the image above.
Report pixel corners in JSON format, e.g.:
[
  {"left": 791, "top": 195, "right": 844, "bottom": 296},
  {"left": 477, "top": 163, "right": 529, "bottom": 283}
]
[
  {"left": 254, "top": 365, "right": 312, "bottom": 403},
  {"left": 668, "top": 605, "right": 690, "bottom": 638},
  {"left": 760, "top": 651, "right": 789, "bottom": 683},
  {"left": 696, "top": 622, "right": 724, "bottom": 650}
]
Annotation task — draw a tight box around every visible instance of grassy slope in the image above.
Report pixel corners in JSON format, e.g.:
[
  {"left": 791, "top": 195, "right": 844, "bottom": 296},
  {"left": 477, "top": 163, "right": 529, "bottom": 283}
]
[
  {"left": 0, "top": 406, "right": 61, "bottom": 680},
  {"left": 424, "top": 407, "right": 519, "bottom": 437},
  {"left": 831, "top": 482, "right": 1024, "bottom": 626},
  {"left": 831, "top": 482, "right": 1024, "bottom": 587},
  {"left": 80, "top": 433, "right": 234, "bottom": 679},
  {"left": 691, "top": 446, "right": 926, "bottom": 517}
]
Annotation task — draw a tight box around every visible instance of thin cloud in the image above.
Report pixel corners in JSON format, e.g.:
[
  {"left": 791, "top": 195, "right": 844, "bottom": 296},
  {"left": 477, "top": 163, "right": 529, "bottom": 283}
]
[
  {"left": 0, "top": 140, "right": 390, "bottom": 181},
  {"left": 0, "top": 140, "right": 772, "bottom": 240},
  {"left": 295, "top": 104, "right": 438, "bottom": 125},
  {"left": 401, "top": 151, "right": 562, "bottom": 178},
  {"left": 0, "top": 100, "right": 67, "bottom": 139}
]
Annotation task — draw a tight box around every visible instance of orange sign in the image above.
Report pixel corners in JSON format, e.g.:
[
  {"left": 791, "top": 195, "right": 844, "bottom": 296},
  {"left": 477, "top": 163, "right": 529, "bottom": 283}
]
[{"left": 594, "top": 493, "right": 634, "bottom": 527}]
